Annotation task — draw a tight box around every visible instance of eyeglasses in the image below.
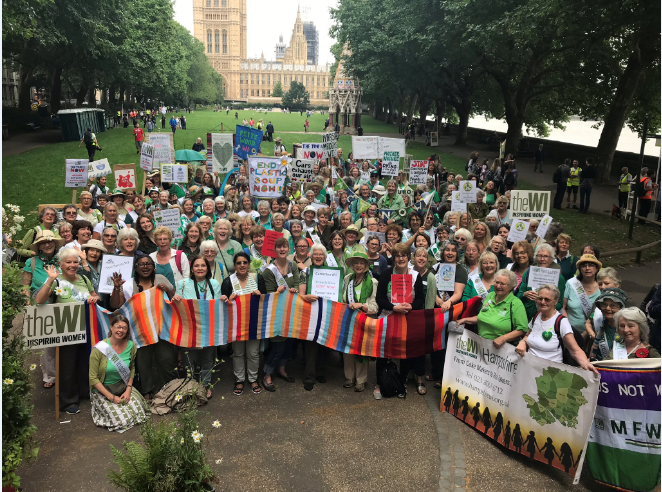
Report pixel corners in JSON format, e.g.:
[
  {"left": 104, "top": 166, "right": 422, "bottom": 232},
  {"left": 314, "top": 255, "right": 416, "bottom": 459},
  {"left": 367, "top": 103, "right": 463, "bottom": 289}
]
[
  {"left": 514, "top": 251, "right": 528, "bottom": 256},
  {"left": 65, "top": 211, "right": 77, "bottom": 215},
  {"left": 296, "top": 245, "right": 308, "bottom": 249},
  {"left": 103, "top": 234, "right": 117, "bottom": 238},
  {"left": 536, "top": 255, "right": 551, "bottom": 259},
  {"left": 537, "top": 297, "right": 554, "bottom": 303},
  {"left": 43, "top": 213, "right": 56, "bottom": 218},
  {"left": 137, "top": 263, "right": 153, "bottom": 268},
  {"left": 235, "top": 261, "right": 248, "bottom": 265}
]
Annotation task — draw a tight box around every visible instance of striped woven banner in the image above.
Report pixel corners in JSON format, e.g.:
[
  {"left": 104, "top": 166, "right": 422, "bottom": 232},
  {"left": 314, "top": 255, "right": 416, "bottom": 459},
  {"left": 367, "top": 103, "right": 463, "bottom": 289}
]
[{"left": 87, "top": 289, "right": 482, "bottom": 359}]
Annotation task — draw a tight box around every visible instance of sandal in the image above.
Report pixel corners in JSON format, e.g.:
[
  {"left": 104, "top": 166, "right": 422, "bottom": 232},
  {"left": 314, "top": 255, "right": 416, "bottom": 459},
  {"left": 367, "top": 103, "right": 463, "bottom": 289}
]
[
  {"left": 424, "top": 374, "right": 435, "bottom": 382},
  {"left": 262, "top": 376, "right": 276, "bottom": 392},
  {"left": 251, "top": 382, "right": 262, "bottom": 394},
  {"left": 276, "top": 372, "right": 295, "bottom": 383},
  {"left": 417, "top": 383, "right": 427, "bottom": 395},
  {"left": 233, "top": 382, "right": 244, "bottom": 396},
  {"left": 206, "top": 388, "right": 213, "bottom": 399},
  {"left": 43, "top": 382, "right": 55, "bottom": 389},
  {"left": 433, "top": 381, "right": 442, "bottom": 389}
]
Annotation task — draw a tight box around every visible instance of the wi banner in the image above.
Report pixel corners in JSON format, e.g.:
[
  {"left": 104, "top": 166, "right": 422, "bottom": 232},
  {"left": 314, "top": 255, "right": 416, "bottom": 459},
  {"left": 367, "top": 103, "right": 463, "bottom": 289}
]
[
  {"left": 586, "top": 358, "right": 660, "bottom": 491},
  {"left": 88, "top": 288, "right": 482, "bottom": 358},
  {"left": 441, "top": 330, "right": 600, "bottom": 478}
]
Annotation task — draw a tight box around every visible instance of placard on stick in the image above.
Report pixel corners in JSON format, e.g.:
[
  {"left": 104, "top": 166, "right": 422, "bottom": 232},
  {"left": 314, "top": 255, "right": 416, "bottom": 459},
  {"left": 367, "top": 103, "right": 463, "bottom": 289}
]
[
  {"left": 289, "top": 159, "right": 315, "bottom": 184},
  {"left": 65, "top": 159, "right": 89, "bottom": 188},
  {"left": 147, "top": 133, "right": 175, "bottom": 166},
  {"left": 409, "top": 160, "right": 428, "bottom": 185},
  {"left": 140, "top": 143, "right": 155, "bottom": 171},
  {"left": 161, "top": 164, "right": 188, "bottom": 183},
  {"left": 152, "top": 209, "right": 182, "bottom": 240},
  {"left": 114, "top": 164, "right": 137, "bottom": 190}
]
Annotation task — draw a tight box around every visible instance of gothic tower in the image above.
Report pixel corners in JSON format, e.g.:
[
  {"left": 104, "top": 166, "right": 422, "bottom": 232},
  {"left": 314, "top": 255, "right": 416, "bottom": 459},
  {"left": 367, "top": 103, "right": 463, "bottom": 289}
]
[{"left": 282, "top": 7, "right": 308, "bottom": 66}]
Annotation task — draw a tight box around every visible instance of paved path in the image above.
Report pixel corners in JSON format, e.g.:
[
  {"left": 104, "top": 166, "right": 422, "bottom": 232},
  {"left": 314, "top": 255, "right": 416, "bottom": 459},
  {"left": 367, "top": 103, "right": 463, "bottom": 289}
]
[{"left": 2, "top": 129, "right": 63, "bottom": 157}]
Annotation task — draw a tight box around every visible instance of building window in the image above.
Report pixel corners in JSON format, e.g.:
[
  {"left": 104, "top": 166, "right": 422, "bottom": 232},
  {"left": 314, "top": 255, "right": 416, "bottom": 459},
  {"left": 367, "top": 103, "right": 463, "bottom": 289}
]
[
  {"left": 262, "top": 75, "right": 265, "bottom": 85},
  {"left": 268, "top": 90, "right": 271, "bottom": 96},
  {"left": 222, "top": 0, "right": 226, "bottom": 5},
  {"left": 240, "top": 74, "right": 243, "bottom": 84},
  {"left": 251, "top": 90, "right": 254, "bottom": 96},
  {"left": 214, "top": 0, "right": 218, "bottom": 6},
  {"left": 214, "top": 30, "right": 220, "bottom": 53},
  {"left": 250, "top": 74, "right": 254, "bottom": 84},
  {"left": 222, "top": 30, "right": 227, "bottom": 54},
  {"left": 206, "top": 0, "right": 211, "bottom": 6},
  {"left": 207, "top": 30, "right": 212, "bottom": 53}
]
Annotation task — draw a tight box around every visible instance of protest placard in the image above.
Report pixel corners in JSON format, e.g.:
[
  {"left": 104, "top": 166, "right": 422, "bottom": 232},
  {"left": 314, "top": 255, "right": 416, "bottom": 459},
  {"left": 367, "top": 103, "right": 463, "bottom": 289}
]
[
  {"left": 147, "top": 134, "right": 174, "bottom": 166},
  {"left": 391, "top": 274, "right": 413, "bottom": 304},
  {"left": 289, "top": 158, "right": 314, "bottom": 184},
  {"left": 262, "top": 230, "right": 284, "bottom": 258},
  {"left": 528, "top": 266, "right": 560, "bottom": 290},
  {"left": 380, "top": 209, "right": 395, "bottom": 223},
  {"left": 536, "top": 214, "right": 553, "bottom": 239},
  {"left": 435, "top": 263, "right": 457, "bottom": 292},
  {"left": 380, "top": 137, "right": 406, "bottom": 159},
  {"left": 458, "top": 181, "right": 478, "bottom": 203},
  {"left": 153, "top": 208, "right": 182, "bottom": 240},
  {"left": 307, "top": 266, "right": 343, "bottom": 302},
  {"left": 507, "top": 219, "right": 530, "bottom": 242},
  {"left": 140, "top": 144, "right": 155, "bottom": 171},
  {"left": 98, "top": 255, "right": 135, "bottom": 294},
  {"left": 322, "top": 132, "right": 338, "bottom": 158},
  {"left": 298, "top": 143, "right": 324, "bottom": 160},
  {"left": 209, "top": 133, "right": 234, "bottom": 174},
  {"left": 510, "top": 190, "right": 551, "bottom": 219},
  {"left": 161, "top": 164, "right": 188, "bottom": 183},
  {"left": 402, "top": 155, "right": 413, "bottom": 175},
  {"left": 409, "top": 160, "right": 428, "bottom": 185},
  {"left": 451, "top": 191, "right": 467, "bottom": 212},
  {"left": 235, "top": 125, "right": 263, "bottom": 159},
  {"left": 442, "top": 330, "right": 599, "bottom": 478},
  {"left": 23, "top": 302, "right": 87, "bottom": 349},
  {"left": 248, "top": 156, "right": 289, "bottom": 198},
  {"left": 114, "top": 164, "right": 137, "bottom": 190},
  {"left": 381, "top": 151, "right": 400, "bottom": 176},
  {"left": 87, "top": 158, "right": 112, "bottom": 178},
  {"left": 397, "top": 186, "right": 414, "bottom": 202},
  {"left": 65, "top": 159, "right": 89, "bottom": 188},
  {"left": 360, "top": 171, "right": 370, "bottom": 182},
  {"left": 352, "top": 136, "right": 381, "bottom": 159}
]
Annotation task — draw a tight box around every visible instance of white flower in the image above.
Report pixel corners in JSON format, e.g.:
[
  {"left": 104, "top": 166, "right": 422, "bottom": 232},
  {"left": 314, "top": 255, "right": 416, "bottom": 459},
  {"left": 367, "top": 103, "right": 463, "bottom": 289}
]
[
  {"left": 14, "top": 215, "right": 24, "bottom": 223},
  {"left": 193, "top": 436, "right": 201, "bottom": 443},
  {"left": 191, "top": 430, "right": 200, "bottom": 439},
  {"left": 29, "top": 364, "right": 37, "bottom": 371},
  {"left": 212, "top": 421, "right": 221, "bottom": 428},
  {"left": 54, "top": 287, "right": 66, "bottom": 297},
  {"left": 9, "top": 205, "right": 19, "bottom": 213},
  {"left": 3, "top": 378, "right": 14, "bottom": 385},
  {"left": 174, "top": 394, "right": 182, "bottom": 402},
  {"left": 215, "top": 459, "right": 223, "bottom": 464},
  {"left": 180, "top": 438, "right": 185, "bottom": 444}
]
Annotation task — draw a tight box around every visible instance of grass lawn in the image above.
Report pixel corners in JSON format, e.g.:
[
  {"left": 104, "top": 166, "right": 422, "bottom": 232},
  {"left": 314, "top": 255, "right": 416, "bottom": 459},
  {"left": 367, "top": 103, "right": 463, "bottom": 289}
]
[{"left": 2, "top": 109, "right": 658, "bottom": 266}]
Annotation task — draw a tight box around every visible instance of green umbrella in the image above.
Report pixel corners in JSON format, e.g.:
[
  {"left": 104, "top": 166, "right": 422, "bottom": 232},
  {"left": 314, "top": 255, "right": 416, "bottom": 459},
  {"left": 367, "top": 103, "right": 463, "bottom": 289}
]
[{"left": 175, "top": 149, "right": 207, "bottom": 162}]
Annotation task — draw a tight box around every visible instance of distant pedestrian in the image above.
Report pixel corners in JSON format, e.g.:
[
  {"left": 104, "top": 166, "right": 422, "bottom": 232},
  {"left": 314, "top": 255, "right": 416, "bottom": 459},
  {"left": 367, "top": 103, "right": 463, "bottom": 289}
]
[
  {"left": 335, "top": 121, "right": 340, "bottom": 133},
  {"left": 304, "top": 119, "right": 309, "bottom": 132},
  {"left": 553, "top": 159, "right": 571, "bottom": 210},
  {"left": 146, "top": 119, "right": 154, "bottom": 133},
  {"left": 133, "top": 124, "right": 144, "bottom": 154},
  {"left": 534, "top": 144, "right": 544, "bottom": 173},
  {"left": 618, "top": 167, "right": 633, "bottom": 210},
  {"left": 637, "top": 167, "right": 657, "bottom": 224},
  {"left": 79, "top": 127, "right": 99, "bottom": 162},
  {"left": 566, "top": 159, "right": 580, "bottom": 209},
  {"left": 181, "top": 115, "right": 186, "bottom": 130},
  {"left": 579, "top": 158, "right": 597, "bottom": 214},
  {"left": 266, "top": 121, "right": 274, "bottom": 142},
  {"left": 235, "top": 112, "right": 238, "bottom": 120},
  {"left": 169, "top": 116, "right": 177, "bottom": 135},
  {"left": 161, "top": 114, "right": 166, "bottom": 129}
]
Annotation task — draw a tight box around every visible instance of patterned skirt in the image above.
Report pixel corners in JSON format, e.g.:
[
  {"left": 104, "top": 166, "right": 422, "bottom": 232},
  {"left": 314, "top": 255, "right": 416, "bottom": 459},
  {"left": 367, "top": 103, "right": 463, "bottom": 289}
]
[{"left": 90, "top": 389, "right": 150, "bottom": 433}]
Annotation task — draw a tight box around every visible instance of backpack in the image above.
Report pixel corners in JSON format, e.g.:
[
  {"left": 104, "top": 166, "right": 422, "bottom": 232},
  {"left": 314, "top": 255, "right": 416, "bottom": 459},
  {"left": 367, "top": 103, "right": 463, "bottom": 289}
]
[
  {"left": 636, "top": 177, "right": 651, "bottom": 198},
  {"left": 83, "top": 131, "right": 93, "bottom": 145},
  {"left": 552, "top": 166, "right": 562, "bottom": 184},
  {"left": 379, "top": 360, "right": 406, "bottom": 398}
]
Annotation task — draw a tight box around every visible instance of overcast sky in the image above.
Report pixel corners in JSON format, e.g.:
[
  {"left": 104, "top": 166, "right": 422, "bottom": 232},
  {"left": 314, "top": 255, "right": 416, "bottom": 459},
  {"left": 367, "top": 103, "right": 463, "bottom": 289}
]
[{"left": 173, "top": 0, "right": 338, "bottom": 65}]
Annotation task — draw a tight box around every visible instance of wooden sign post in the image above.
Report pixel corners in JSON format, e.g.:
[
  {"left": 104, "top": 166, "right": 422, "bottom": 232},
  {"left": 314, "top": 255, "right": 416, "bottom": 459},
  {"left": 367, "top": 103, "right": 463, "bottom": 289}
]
[{"left": 55, "top": 346, "right": 60, "bottom": 421}]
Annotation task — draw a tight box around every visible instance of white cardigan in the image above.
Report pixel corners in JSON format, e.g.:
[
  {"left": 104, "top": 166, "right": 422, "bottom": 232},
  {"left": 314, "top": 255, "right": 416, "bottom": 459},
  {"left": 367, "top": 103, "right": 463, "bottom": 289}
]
[{"left": 149, "top": 249, "right": 190, "bottom": 284}]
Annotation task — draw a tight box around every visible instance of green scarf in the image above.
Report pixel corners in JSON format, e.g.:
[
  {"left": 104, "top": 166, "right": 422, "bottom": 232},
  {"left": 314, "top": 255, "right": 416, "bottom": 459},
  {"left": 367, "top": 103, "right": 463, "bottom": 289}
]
[{"left": 344, "top": 272, "right": 373, "bottom": 304}]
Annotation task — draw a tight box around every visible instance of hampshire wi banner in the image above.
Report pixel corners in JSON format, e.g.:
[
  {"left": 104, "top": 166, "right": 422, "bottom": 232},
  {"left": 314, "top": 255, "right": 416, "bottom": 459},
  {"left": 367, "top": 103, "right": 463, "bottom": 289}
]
[
  {"left": 586, "top": 358, "right": 661, "bottom": 491},
  {"left": 88, "top": 289, "right": 481, "bottom": 358},
  {"left": 441, "top": 330, "right": 600, "bottom": 478}
]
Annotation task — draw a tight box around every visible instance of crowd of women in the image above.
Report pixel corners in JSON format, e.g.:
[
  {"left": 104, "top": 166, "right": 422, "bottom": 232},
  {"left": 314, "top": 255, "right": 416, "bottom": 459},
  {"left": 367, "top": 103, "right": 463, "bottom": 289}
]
[{"left": 17, "top": 148, "right": 660, "bottom": 432}]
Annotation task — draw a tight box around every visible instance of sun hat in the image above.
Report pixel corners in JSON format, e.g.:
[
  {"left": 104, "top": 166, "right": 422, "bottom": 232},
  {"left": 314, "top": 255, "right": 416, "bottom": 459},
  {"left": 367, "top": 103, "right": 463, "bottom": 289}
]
[
  {"left": 303, "top": 205, "right": 317, "bottom": 216},
  {"left": 576, "top": 254, "right": 602, "bottom": 270},
  {"left": 30, "top": 230, "right": 65, "bottom": 252},
  {"left": 147, "top": 171, "right": 160, "bottom": 178},
  {"left": 81, "top": 239, "right": 106, "bottom": 252},
  {"left": 306, "top": 181, "right": 323, "bottom": 192},
  {"left": 344, "top": 249, "right": 370, "bottom": 270},
  {"left": 372, "top": 184, "right": 386, "bottom": 196},
  {"left": 594, "top": 287, "right": 627, "bottom": 308},
  {"left": 275, "top": 137, "right": 282, "bottom": 143},
  {"left": 148, "top": 187, "right": 161, "bottom": 194},
  {"left": 215, "top": 195, "right": 225, "bottom": 203},
  {"left": 341, "top": 224, "right": 364, "bottom": 240},
  {"left": 109, "top": 189, "right": 126, "bottom": 198}
]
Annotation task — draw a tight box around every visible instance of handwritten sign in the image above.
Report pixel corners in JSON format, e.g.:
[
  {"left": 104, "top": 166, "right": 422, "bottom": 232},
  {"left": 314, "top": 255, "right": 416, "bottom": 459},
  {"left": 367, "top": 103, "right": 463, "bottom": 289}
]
[
  {"left": 458, "top": 181, "right": 478, "bottom": 203},
  {"left": 209, "top": 133, "right": 234, "bottom": 174},
  {"left": 435, "top": 263, "right": 457, "bottom": 292},
  {"left": 322, "top": 132, "right": 338, "bottom": 158},
  {"left": 289, "top": 159, "right": 314, "bottom": 184},
  {"left": 262, "top": 230, "right": 284, "bottom": 258},
  {"left": 234, "top": 125, "right": 263, "bottom": 159},
  {"left": 152, "top": 208, "right": 182, "bottom": 240},
  {"left": 451, "top": 191, "right": 467, "bottom": 212},
  {"left": 148, "top": 134, "right": 174, "bottom": 166},
  {"left": 380, "top": 137, "right": 406, "bottom": 159},
  {"left": 381, "top": 151, "right": 400, "bottom": 177},
  {"left": 161, "top": 164, "right": 188, "bottom": 183},
  {"left": 140, "top": 143, "right": 155, "bottom": 171},
  {"left": 409, "top": 160, "right": 428, "bottom": 185},
  {"left": 352, "top": 136, "right": 381, "bottom": 159},
  {"left": 536, "top": 214, "right": 553, "bottom": 239},
  {"left": 248, "top": 156, "right": 289, "bottom": 198},
  {"left": 307, "top": 266, "right": 343, "bottom": 302},
  {"left": 298, "top": 143, "right": 324, "bottom": 160},
  {"left": 98, "top": 255, "right": 135, "bottom": 294},
  {"left": 391, "top": 274, "right": 413, "bottom": 304},
  {"left": 114, "top": 164, "right": 137, "bottom": 190},
  {"left": 87, "top": 158, "right": 112, "bottom": 178},
  {"left": 65, "top": 159, "right": 89, "bottom": 188},
  {"left": 528, "top": 266, "right": 560, "bottom": 290},
  {"left": 507, "top": 219, "right": 530, "bottom": 242}
]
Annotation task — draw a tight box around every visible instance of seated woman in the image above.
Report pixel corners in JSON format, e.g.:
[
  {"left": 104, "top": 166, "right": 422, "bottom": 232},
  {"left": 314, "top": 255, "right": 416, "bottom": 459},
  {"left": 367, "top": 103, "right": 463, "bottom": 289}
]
[
  {"left": 457, "top": 269, "right": 528, "bottom": 348},
  {"left": 89, "top": 314, "right": 149, "bottom": 432},
  {"left": 607, "top": 307, "right": 661, "bottom": 360},
  {"left": 515, "top": 284, "right": 598, "bottom": 373}
]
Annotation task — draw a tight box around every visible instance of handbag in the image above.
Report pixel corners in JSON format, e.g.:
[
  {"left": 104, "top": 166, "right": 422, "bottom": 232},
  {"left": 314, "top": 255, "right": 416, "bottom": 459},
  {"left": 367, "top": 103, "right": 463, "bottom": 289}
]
[{"left": 103, "top": 381, "right": 127, "bottom": 396}]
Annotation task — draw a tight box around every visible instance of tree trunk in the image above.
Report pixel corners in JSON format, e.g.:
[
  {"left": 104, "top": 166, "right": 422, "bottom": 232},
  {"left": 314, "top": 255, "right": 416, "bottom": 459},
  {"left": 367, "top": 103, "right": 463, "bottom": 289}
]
[
  {"left": 595, "top": 39, "right": 655, "bottom": 182},
  {"left": 419, "top": 97, "right": 430, "bottom": 131},
  {"left": 435, "top": 98, "right": 445, "bottom": 133},
  {"left": 374, "top": 100, "right": 384, "bottom": 121},
  {"left": 406, "top": 93, "right": 418, "bottom": 124},
  {"left": 502, "top": 91, "right": 525, "bottom": 156},
  {"left": 385, "top": 97, "right": 394, "bottom": 124},
  {"left": 452, "top": 98, "right": 472, "bottom": 147},
  {"left": 49, "top": 67, "right": 63, "bottom": 113},
  {"left": 76, "top": 83, "right": 88, "bottom": 107},
  {"left": 18, "top": 66, "right": 34, "bottom": 112},
  {"left": 87, "top": 86, "right": 96, "bottom": 106}
]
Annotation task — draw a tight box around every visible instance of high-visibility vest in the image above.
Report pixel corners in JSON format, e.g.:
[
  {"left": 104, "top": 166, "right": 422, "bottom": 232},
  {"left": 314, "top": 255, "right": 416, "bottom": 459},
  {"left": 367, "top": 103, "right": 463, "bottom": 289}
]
[
  {"left": 619, "top": 174, "right": 631, "bottom": 192},
  {"left": 117, "top": 111, "right": 120, "bottom": 116},
  {"left": 147, "top": 110, "right": 151, "bottom": 115},
  {"left": 567, "top": 167, "right": 580, "bottom": 187},
  {"left": 640, "top": 178, "right": 652, "bottom": 200}
]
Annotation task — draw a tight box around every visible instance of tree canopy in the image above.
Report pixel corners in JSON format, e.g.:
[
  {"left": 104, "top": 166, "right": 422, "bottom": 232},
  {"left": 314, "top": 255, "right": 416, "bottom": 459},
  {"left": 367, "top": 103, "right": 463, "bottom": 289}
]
[{"left": 282, "top": 81, "right": 310, "bottom": 109}]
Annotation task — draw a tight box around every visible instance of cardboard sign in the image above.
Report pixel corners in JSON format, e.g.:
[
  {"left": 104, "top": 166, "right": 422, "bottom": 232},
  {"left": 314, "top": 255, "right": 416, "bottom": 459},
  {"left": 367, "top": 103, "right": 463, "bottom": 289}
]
[
  {"left": 289, "top": 158, "right": 315, "bottom": 184},
  {"left": 88, "top": 158, "right": 112, "bottom": 178},
  {"left": 391, "top": 274, "right": 413, "bottom": 304},
  {"left": 352, "top": 136, "right": 381, "bottom": 159},
  {"left": 248, "top": 156, "right": 290, "bottom": 198},
  {"left": 209, "top": 133, "right": 234, "bottom": 174},
  {"left": 140, "top": 143, "right": 155, "bottom": 171},
  {"left": 298, "top": 143, "right": 324, "bottom": 160},
  {"left": 65, "top": 159, "right": 89, "bottom": 188},
  {"left": 435, "top": 263, "right": 457, "bottom": 292},
  {"left": 322, "top": 132, "right": 338, "bottom": 158},
  {"left": 381, "top": 151, "right": 400, "bottom": 177},
  {"left": 409, "top": 160, "right": 428, "bottom": 185},
  {"left": 23, "top": 302, "right": 87, "bottom": 349},
  {"left": 451, "top": 191, "right": 467, "bottom": 212},
  {"left": 114, "top": 164, "right": 137, "bottom": 190},
  {"left": 536, "top": 214, "right": 553, "bottom": 239},
  {"left": 160, "top": 164, "right": 188, "bottom": 183},
  {"left": 98, "top": 255, "right": 135, "bottom": 294},
  {"left": 458, "top": 181, "right": 478, "bottom": 203},
  {"left": 148, "top": 134, "right": 174, "bottom": 166},
  {"left": 262, "top": 230, "right": 284, "bottom": 258},
  {"left": 234, "top": 125, "right": 263, "bottom": 159},
  {"left": 510, "top": 190, "right": 551, "bottom": 219},
  {"left": 528, "top": 266, "right": 560, "bottom": 290},
  {"left": 153, "top": 208, "right": 182, "bottom": 240},
  {"left": 507, "top": 219, "right": 530, "bottom": 242},
  {"left": 307, "top": 266, "right": 343, "bottom": 302}
]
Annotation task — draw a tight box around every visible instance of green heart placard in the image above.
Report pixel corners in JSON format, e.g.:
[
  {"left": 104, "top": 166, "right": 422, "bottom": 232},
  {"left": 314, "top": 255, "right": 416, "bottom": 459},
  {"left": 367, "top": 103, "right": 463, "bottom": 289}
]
[{"left": 213, "top": 142, "right": 233, "bottom": 172}]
